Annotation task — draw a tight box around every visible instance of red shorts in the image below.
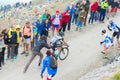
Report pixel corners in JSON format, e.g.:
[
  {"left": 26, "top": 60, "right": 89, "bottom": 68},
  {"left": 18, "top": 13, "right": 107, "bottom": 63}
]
[
  {"left": 47, "top": 77, "right": 52, "bottom": 80},
  {"left": 46, "top": 74, "right": 52, "bottom": 80}
]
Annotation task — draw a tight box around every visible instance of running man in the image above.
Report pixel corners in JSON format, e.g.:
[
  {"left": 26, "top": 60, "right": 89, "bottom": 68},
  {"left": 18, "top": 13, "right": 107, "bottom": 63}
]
[
  {"left": 41, "top": 50, "right": 57, "bottom": 80},
  {"left": 107, "top": 20, "right": 120, "bottom": 49},
  {"left": 23, "top": 35, "right": 51, "bottom": 73},
  {"left": 100, "top": 29, "right": 113, "bottom": 58}
]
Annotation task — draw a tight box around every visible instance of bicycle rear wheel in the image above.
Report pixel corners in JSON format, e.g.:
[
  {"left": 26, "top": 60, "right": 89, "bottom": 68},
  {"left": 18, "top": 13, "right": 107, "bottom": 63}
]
[{"left": 59, "top": 47, "right": 69, "bottom": 60}]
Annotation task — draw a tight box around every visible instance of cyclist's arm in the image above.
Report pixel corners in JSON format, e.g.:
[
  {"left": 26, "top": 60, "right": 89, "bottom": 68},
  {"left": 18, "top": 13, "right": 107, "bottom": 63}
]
[{"left": 63, "top": 40, "right": 69, "bottom": 47}]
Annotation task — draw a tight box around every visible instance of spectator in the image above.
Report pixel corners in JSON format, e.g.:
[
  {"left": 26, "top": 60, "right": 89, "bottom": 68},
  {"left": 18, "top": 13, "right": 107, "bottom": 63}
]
[
  {"left": 59, "top": 9, "right": 71, "bottom": 32},
  {"left": 35, "top": 19, "right": 41, "bottom": 43},
  {"left": 72, "top": 2, "right": 80, "bottom": 25},
  {"left": 83, "top": 0, "right": 90, "bottom": 26},
  {"left": 1, "top": 28, "right": 9, "bottom": 64},
  {"left": 38, "top": 19, "right": 50, "bottom": 37},
  {"left": 31, "top": 22, "right": 38, "bottom": 48},
  {"left": 99, "top": 0, "right": 109, "bottom": 23},
  {"left": 7, "top": 25, "right": 17, "bottom": 62},
  {"left": 66, "top": 1, "right": 75, "bottom": 31},
  {"left": 51, "top": 10, "right": 62, "bottom": 36},
  {"left": 88, "top": 0, "right": 99, "bottom": 24},
  {"left": 76, "top": 8, "right": 86, "bottom": 31},
  {"left": 0, "top": 34, "right": 7, "bottom": 70},
  {"left": 41, "top": 9, "right": 51, "bottom": 22},
  {"left": 15, "top": 25, "right": 22, "bottom": 59},
  {"left": 21, "top": 22, "right": 33, "bottom": 56}
]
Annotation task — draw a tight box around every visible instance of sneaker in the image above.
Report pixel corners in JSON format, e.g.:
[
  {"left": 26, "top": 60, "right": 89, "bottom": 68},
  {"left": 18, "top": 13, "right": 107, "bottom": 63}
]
[
  {"left": 55, "top": 53, "right": 60, "bottom": 57},
  {"left": 14, "top": 55, "right": 18, "bottom": 59},
  {"left": 79, "top": 28, "right": 82, "bottom": 32},
  {"left": 21, "top": 51, "right": 26, "bottom": 55},
  {"left": 38, "top": 62, "right": 41, "bottom": 66},
  {"left": 11, "top": 59, "right": 14, "bottom": 62},
  {"left": 76, "top": 27, "right": 78, "bottom": 31},
  {"left": 104, "top": 56, "right": 110, "bottom": 60},
  {"left": 101, "top": 51, "right": 105, "bottom": 54},
  {"left": 5, "top": 57, "right": 9, "bottom": 60}
]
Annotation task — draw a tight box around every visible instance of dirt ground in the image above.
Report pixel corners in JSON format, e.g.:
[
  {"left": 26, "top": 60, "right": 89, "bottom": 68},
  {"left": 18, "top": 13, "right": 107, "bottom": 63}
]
[{"left": 0, "top": 1, "right": 120, "bottom": 80}]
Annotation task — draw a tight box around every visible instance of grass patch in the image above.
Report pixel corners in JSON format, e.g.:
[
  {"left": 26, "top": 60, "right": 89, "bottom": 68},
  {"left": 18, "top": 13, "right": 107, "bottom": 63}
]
[
  {"left": 102, "top": 71, "right": 120, "bottom": 80},
  {"left": 113, "top": 71, "right": 120, "bottom": 80}
]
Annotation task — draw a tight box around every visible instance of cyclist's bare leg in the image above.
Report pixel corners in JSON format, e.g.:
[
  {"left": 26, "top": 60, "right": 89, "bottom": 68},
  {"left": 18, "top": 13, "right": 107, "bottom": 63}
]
[
  {"left": 117, "top": 39, "right": 120, "bottom": 47},
  {"left": 101, "top": 45, "right": 108, "bottom": 56},
  {"left": 58, "top": 47, "right": 62, "bottom": 53},
  {"left": 55, "top": 47, "right": 62, "bottom": 57},
  {"left": 24, "top": 43, "right": 26, "bottom": 51},
  {"left": 104, "top": 49, "right": 108, "bottom": 57}
]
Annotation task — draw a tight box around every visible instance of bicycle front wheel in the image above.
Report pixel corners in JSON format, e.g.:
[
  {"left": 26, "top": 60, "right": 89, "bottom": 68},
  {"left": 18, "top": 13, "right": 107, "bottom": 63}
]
[{"left": 59, "top": 47, "right": 69, "bottom": 60}]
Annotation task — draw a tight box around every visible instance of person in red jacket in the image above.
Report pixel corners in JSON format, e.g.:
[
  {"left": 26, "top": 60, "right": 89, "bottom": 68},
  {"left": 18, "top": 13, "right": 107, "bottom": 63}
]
[
  {"left": 88, "top": 0, "right": 99, "bottom": 24},
  {"left": 59, "top": 9, "right": 71, "bottom": 32}
]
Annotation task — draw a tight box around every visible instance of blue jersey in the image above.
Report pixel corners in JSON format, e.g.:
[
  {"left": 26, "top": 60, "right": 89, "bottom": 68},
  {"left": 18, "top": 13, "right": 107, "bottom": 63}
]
[
  {"left": 101, "top": 34, "right": 113, "bottom": 44},
  {"left": 41, "top": 56, "right": 57, "bottom": 75}
]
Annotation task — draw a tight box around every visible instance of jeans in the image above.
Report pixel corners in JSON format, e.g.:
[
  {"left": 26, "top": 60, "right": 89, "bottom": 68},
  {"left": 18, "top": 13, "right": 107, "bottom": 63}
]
[
  {"left": 0, "top": 52, "right": 2, "bottom": 67},
  {"left": 77, "top": 21, "right": 83, "bottom": 28},
  {"left": 1, "top": 48, "right": 5, "bottom": 63},
  {"left": 72, "top": 14, "right": 78, "bottom": 25},
  {"left": 99, "top": 9, "right": 106, "bottom": 21},
  {"left": 94, "top": 12, "right": 99, "bottom": 21},
  {"left": 84, "top": 11, "right": 88, "bottom": 26},
  {"left": 68, "top": 16, "right": 72, "bottom": 31},
  {"left": 88, "top": 11, "right": 96, "bottom": 24},
  {"left": 7, "top": 44, "right": 16, "bottom": 59},
  {"left": 14, "top": 43, "right": 19, "bottom": 56}
]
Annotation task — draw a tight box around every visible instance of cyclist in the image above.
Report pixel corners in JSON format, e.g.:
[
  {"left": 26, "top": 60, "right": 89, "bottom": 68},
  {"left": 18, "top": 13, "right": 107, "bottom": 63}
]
[
  {"left": 100, "top": 29, "right": 113, "bottom": 58},
  {"left": 107, "top": 20, "right": 120, "bottom": 49},
  {"left": 50, "top": 31, "right": 69, "bottom": 57}
]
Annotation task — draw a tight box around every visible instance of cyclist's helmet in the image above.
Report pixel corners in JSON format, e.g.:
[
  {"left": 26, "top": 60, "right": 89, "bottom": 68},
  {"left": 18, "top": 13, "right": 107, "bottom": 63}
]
[
  {"left": 59, "top": 31, "right": 64, "bottom": 36},
  {"left": 102, "top": 29, "right": 106, "bottom": 34}
]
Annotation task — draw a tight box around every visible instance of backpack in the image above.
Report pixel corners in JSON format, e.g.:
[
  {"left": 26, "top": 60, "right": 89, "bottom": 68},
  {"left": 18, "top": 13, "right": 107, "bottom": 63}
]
[{"left": 50, "top": 55, "right": 57, "bottom": 69}]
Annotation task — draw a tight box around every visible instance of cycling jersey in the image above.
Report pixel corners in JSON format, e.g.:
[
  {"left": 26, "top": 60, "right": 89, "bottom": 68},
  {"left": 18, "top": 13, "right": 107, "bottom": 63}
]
[
  {"left": 108, "top": 22, "right": 120, "bottom": 32},
  {"left": 108, "top": 22, "right": 120, "bottom": 39},
  {"left": 101, "top": 33, "right": 113, "bottom": 48},
  {"left": 51, "top": 35, "right": 64, "bottom": 49}
]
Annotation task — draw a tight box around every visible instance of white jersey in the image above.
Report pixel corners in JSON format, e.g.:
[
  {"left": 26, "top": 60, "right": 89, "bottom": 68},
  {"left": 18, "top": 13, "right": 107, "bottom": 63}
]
[
  {"left": 51, "top": 35, "right": 63, "bottom": 44},
  {"left": 52, "top": 15, "right": 60, "bottom": 25}
]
